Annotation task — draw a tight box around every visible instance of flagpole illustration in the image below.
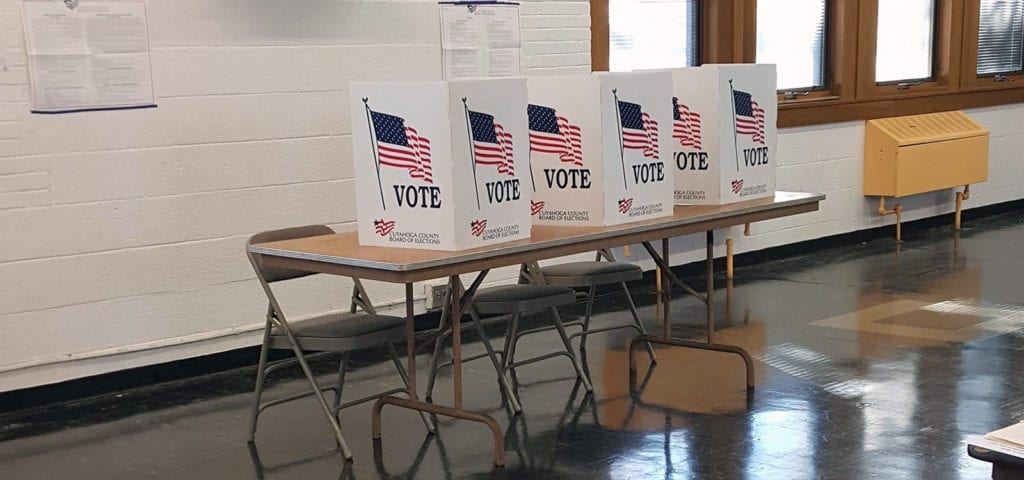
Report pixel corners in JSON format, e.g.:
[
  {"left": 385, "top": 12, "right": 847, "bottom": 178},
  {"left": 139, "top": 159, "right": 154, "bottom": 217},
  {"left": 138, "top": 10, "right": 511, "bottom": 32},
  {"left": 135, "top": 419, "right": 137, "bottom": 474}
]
[
  {"left": 528, "top": 152, "right": 536, "bottom": 192},
  {"left": 463, "top": 98, "right": 481, "bottom": 209},
  {"left": 728, "top": 79, "right": 740, "bottom": 172},
  {"left": 612, "top": 89, "right": 627, "bottom": 190},
  {"left": 363, "top": 98, "right": 386, "bottom": 210},
  {"left": 525, "top": 104, "right": 535, "bottom": 191}
]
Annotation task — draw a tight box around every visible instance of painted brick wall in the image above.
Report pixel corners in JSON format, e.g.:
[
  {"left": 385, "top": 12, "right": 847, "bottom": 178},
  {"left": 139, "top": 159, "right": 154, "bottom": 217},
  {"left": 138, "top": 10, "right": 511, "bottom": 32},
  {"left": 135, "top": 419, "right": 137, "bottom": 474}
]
[
  {"left": 3, "top": 0, "right": 1022, "bottom": 393},
  {"left": 0, "top": 0, "right": 591, "bottom": 392}
]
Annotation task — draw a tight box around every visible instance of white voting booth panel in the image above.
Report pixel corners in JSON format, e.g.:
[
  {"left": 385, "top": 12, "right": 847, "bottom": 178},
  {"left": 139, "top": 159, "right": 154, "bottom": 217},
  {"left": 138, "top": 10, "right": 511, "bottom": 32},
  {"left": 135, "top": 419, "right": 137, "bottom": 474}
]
[
  {"left": 351, "top": 78, "right": 531, "bottom": 251},
  {"left": 526, "top": 72, "right": 674, "bottom": 226},
  {"left": 670, "top": 64, "right": 777, "bottom": 205}
]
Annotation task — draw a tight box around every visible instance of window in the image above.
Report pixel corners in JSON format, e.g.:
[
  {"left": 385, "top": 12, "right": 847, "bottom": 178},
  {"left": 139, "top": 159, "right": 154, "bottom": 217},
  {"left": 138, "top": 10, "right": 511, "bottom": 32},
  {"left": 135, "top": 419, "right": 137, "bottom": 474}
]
[
  {"left": 977, "top": 0, "right": 1024, "bottom": 76},
  {"left": 875, "top": 0, "right": 937, "bottom": 83},
  {"left": 593, "top": 0, "right": 1024, "bottom": 127},
  {"left": 755, "top": 0, "right": 827, "bottom": 91},
  {"left": 855, "top": 0, "right": 957, "bottom": 99},
  {"left": 603, "top": 0, "right": 699, "bottom": 71}
]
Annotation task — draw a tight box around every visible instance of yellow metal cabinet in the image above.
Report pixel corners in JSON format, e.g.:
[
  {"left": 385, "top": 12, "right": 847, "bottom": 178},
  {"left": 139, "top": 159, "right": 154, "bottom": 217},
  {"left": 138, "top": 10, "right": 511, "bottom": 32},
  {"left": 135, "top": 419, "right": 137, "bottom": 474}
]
[
  {"left": 863, "top": 111, "right": 989, "bottom": 240},
  {"left": 865, "top": 111, "right": 989, "bottom": 197}
]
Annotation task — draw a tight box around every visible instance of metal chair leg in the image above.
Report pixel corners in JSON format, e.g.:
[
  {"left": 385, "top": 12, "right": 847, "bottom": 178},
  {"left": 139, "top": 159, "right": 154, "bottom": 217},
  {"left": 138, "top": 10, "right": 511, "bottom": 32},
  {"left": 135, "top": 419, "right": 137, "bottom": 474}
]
[
  {"left": 500, "top": 313, "right": 516, "bottom": 369},
  {"left": 504, "top": 312, "right": 522, "bottom": 388},
  {"left": 247, "top": 321, "right": 273, "bottom": 443},
  {"left": 550, "top": 308, "right": 594, "bottom": 392},
  {"left": 621, "top": 282, "right": 657, "bottom": 364},
  {"left": 331, "top": 352, "right": 349, "bottom": 413},
  {"left": 470, "top": 309, "right": 523, "bottom": 413},
  {"left": 578, "top": 286, "right": 597, "bottom": 353},
  {"left": 424, "top": 309, "right": 450, "bottom": 402},
  {"left": 387, "top": 343, "right": 436, "bottom": 434},
  {"left": 280, "top": 326, "right": 353, "bottom": 460}
]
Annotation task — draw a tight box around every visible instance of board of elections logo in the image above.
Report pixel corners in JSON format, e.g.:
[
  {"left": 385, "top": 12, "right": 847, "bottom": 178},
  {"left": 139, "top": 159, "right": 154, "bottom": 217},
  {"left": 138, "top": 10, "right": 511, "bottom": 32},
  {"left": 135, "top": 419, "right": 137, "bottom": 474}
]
[
  {"left": 530, "top": 200, "right": 545, "bottom": 216},
  {"left": 373, "top": 219, "right": 396, "bottom": 237},
  {"left": 731, "top": 179, "right": 744, "bottom": 194},
  {"left": 470, "top": 219, "right": 488, "bottom": 237},
  {"left": 617, "top": 198, "right": 634, "bottom": 214}
]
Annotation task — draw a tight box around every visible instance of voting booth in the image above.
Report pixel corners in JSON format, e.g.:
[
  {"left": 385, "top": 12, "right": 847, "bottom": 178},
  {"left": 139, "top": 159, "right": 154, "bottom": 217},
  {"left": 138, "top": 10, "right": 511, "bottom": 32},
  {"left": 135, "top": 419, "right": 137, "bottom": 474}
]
[
  {"left": 669, "top": 64, "right": 777, "bottom": 205},
  {"left": 351, "top": 78, "right": 531, "bottom": 251},
  {"left": 526, "top": 71, "right": 674, "bottom": 226}
]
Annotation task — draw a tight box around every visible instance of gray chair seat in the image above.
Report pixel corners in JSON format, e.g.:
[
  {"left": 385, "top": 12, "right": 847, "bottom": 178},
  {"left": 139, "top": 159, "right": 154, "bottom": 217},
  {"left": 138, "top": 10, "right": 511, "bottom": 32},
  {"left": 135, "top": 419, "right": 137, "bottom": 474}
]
[
  {"left": 270, "top": 312, "right": 405, "bottom": 351},
  {"left": 472, "top": 285, "right": 576, "bottom": 315},
  {"left": 540, "top": 261, "right": 642, "bottom": 287}
]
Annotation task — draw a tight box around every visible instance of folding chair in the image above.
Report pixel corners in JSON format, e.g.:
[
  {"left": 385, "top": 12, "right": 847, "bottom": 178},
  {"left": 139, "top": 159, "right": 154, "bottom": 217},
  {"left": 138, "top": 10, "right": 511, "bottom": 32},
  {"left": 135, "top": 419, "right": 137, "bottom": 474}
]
[
  {"left": 424, "top": 276, "right": 593, "bottom": 413},
  {"left": 245, "top": 225, "right": 432, "bottom": 460},
  {"left": 531, "top": 250, "right": 657, "bottom": 362}
]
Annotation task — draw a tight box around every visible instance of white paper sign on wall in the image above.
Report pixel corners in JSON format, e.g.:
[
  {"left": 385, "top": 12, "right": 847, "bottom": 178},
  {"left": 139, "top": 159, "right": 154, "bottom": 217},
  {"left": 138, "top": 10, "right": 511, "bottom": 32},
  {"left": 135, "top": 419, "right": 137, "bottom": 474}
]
[
  {"left": 21, "top": 0, "right": 156, "bottom": 114},
  {"left": 439, "top": 2, "right": 522, "bottom": 80}
]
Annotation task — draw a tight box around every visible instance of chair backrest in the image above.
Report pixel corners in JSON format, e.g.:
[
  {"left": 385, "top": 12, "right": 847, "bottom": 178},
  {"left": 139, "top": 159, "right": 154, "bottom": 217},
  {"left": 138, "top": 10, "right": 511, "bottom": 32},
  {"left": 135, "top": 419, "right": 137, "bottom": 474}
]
[{"left": 247, "top": 225, "right": 335, "bottom": 283}]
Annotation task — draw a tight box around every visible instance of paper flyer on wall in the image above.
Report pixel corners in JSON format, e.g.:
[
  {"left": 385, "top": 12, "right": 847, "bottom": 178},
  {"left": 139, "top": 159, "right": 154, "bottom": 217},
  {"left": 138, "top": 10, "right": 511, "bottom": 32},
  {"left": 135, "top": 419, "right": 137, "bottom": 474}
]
[
  {"left": 21, "top": 0, "right": 156, "bottom": 113},
  {"left": 439, "top": 2, "right": 521, "bottom": 79}
]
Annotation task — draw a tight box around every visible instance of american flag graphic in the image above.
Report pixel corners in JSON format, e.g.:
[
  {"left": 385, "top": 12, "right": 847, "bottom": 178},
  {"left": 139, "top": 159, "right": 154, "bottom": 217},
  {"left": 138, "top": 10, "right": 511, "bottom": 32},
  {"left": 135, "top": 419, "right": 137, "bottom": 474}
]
[
  {"left": 672, "top": 97, "right": 702, "bottom": 150},
  {"left": 528, "top": 104, "right": 583, "bottom": 166},
  {"left": 470, "top": 219, "right": 487, "bottom": 237},
  {"left": 530, "top": 200, "right": 545, "bottom": 216},
  {"left": 618, "top": 100, "right": 659, "bottom": 160},
  {"left": 469, "top": 110, "right": 515, "bottom": 176},
  {"left": 618, "top": 198, "right": 633, "bottom": 214},
  {"left": 373, "top": 219, "right": 396, "bottom": 236},
  {"left": 732, "top": 89, "right": 766, "bottom": 145},
  {"left": 731, "top": 179, "right": 744, "bottom": 194},
  {"left": 370, "top": 110, "right": 433, "bottom": 183}
]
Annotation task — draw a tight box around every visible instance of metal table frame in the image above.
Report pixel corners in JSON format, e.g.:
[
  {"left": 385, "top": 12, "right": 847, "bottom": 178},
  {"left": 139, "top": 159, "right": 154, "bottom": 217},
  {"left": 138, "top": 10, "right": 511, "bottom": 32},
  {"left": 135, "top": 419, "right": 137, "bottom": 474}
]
[
  {"left": 248, "top": 192, "right": 824, "bottom": 467},
  {"left": 627, "top": 231, "right": 755, "bottom": 395}
]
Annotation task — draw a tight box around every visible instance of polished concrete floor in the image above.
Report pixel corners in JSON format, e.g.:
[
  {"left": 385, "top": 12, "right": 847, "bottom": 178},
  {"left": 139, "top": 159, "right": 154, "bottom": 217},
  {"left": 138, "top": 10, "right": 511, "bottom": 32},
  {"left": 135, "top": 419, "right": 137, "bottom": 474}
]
[{"left": 3, "top": 213, "right": 1024, "bottom": 479}]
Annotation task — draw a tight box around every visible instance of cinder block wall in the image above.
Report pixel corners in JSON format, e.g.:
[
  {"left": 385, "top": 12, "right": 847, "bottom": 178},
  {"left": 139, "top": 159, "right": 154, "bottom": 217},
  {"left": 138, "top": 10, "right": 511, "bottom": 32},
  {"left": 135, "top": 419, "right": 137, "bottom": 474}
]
[
  {"left": 2, "top": 0, "right": 1022, "bottom": 392},
  {"left": 0, "top": 0, "right": 591, "bottom": 392}
]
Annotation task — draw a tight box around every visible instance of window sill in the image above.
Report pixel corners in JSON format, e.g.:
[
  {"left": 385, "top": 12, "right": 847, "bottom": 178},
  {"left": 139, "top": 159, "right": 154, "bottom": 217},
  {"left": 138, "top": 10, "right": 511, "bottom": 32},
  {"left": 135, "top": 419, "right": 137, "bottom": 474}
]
[
  {"left": 778, "top": 95, "right": 842, "bottom": 106},
  {"left": 778, "top": 87, "right": 1024, "bottom": 127}
]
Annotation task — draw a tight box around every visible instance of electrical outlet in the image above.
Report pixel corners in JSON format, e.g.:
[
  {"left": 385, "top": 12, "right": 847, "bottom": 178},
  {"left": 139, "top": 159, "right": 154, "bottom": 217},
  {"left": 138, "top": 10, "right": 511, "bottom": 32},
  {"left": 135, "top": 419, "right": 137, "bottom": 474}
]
[{"left": 425, "top": 283, "right": 449, "bottom": 311}]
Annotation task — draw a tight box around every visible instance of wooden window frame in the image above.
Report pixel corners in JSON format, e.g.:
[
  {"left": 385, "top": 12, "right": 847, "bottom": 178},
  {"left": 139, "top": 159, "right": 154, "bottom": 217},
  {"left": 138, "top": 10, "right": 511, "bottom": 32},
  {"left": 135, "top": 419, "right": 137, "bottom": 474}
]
[
  {"left": 590, "top": 0, "right": 1024, "bottom": 128},
  {"left": 961, "top": 0, "right": 1024, "bottom": 91},
  {"left": 752, "top": 0, "right": 858, "bottom": 105},
  {"left": 591, "top": 0, "right": 609, "bottom": 72},
  {"left": 854, "top": 0, "right": 963, "bottom": 98},
  {"left": 590, "top": 0, "right": 703, "bottom": 72}
]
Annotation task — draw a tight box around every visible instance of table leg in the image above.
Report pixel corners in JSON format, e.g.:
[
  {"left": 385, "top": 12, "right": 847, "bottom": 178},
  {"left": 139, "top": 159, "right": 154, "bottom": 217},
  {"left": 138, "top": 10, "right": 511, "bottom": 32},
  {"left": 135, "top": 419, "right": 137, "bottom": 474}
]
[
  {"left": 706, "top": 230, "right": 714, "bottom": 344},
  {"left": 449, "top": 275, "right": 463, "bottom": 410},
  {"left": 629, "top": 232, "right": 755, "bottom": 394},
  {"left": 372, "top": 396, "right": 504, "bottom": 466},
  {"left": 372, "top": 273, "right": 506, "bottom": 467},
  {"left": 405, "top": 283, "right": 417, "bottom": 400},
  {"left": 662, "top": 237, "right": 671, "bottom": 338}
]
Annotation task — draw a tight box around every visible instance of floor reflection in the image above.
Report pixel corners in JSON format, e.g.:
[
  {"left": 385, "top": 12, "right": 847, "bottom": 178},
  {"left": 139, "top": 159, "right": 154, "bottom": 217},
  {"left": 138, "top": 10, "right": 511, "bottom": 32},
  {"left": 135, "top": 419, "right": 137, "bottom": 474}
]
[{"left": 4, "top": 212, "right": 1024, "bottom": 478}]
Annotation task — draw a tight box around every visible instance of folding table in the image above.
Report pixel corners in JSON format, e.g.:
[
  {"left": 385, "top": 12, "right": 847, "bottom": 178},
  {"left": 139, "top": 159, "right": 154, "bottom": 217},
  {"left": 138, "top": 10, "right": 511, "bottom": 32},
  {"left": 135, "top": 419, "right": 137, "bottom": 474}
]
[{"left": 248, "top": 191, "right": 825, "bottom": 466}]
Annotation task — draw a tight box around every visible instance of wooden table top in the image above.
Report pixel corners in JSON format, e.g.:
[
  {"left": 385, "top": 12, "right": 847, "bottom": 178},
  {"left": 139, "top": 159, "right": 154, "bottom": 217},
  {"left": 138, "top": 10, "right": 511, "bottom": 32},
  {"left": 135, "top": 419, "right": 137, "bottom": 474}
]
[{"left": 250, "top": 191, "right": 824, "bottom": 283}]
